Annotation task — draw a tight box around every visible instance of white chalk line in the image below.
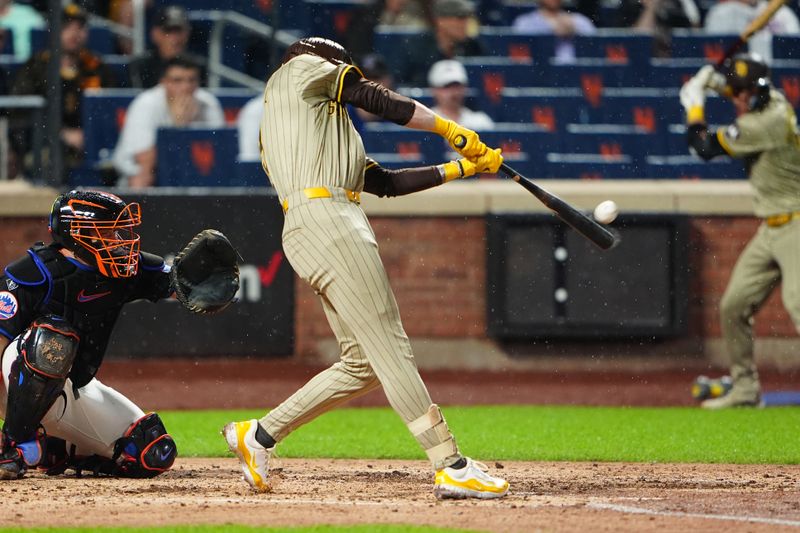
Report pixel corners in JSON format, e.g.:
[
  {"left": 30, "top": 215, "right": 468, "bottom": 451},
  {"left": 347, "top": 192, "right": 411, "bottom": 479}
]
[{"left": 588, "top": 502, "right": 800, "bottom": 528}]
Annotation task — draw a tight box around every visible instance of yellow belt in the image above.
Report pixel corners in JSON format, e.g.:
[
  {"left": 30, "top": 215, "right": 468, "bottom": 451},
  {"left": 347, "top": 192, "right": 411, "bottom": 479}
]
[
  {"left": 281, "top": 187, "right": 361, "bottom": 213},
  {"left": 765, "top": 212, "right": 800, "bottom": 227}
]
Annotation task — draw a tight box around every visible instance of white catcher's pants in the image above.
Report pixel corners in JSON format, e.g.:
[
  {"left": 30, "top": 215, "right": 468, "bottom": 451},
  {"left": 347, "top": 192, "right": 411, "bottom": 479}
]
[{"left": 1, "top": 337, "right": 144, "bottom": 458}]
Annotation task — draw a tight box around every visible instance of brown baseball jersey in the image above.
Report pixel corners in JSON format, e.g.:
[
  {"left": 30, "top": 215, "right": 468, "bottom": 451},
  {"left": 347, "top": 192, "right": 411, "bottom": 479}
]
[
  {"left": 256, "top": 54, "right": 461, "bottom": 471},
  {"left": 716, "top": 90, "right": 800, "bottom": 217}
]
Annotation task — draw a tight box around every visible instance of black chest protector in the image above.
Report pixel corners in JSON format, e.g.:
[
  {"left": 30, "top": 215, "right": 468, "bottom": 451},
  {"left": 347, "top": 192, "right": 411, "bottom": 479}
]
[{"left": 5, "top": 243, "right": 169, "bottom": 387}]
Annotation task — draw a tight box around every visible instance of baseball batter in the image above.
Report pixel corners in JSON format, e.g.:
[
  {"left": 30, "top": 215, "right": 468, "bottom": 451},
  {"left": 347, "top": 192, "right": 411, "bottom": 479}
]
[
  {"left": 680, "top": 53, "right": 800, "bottom": 408},
  {"left": 223, "top": 37, "right": 508, "bottom": 499},
  {"left": 0, "top": 190, "right": 177, "bottom": 479}
]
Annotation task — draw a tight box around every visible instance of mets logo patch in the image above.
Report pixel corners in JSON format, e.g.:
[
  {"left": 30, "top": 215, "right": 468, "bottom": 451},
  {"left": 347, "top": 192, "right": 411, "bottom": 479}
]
[{"left": 0, "top": 291, "right": 18, "bottom": 320}]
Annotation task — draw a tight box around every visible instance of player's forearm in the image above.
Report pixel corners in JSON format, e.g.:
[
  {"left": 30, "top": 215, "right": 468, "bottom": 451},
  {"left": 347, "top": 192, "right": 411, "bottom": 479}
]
[
  {"left": 363, "top": 165, "right": 444, "bottom": 197},
  {"left": 404, "top": 101, "right": 440, "bottom": 132}
]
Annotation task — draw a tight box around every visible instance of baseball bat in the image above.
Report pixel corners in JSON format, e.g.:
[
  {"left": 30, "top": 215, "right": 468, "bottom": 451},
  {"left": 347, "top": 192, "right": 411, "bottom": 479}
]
[
  {"left": 453, "top": 135, "right": 618, "bottom": 250},
  {"left": 499, "top": 162, "right": 618, "bottom": 250},
  {"left": 716, "top": 0, "right": 788, "bottom": 67}
]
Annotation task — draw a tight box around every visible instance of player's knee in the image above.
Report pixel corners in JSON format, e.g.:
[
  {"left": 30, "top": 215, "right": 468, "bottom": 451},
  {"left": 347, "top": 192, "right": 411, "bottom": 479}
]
[
  {"left": 719, "top": 291, "right": 748, "bottom": 322},
  {"left": 338, "top": 358, "right": 376, "bottom": 382},
  {"left": 22, "top": 316, "right": 80, "bottom": 378},
  {"left": 112, "top": 413, "right": 177, "bottom": 478}
]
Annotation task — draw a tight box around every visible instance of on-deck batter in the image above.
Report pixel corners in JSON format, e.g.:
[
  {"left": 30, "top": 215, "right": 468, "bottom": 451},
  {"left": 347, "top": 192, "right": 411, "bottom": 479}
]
[{"left": 223, "top": 37, "right": 508, "bottom": 500}]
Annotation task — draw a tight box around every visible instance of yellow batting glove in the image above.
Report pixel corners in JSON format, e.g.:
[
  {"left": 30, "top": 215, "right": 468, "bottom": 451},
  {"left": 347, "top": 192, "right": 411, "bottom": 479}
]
[
  {"left": 469, "top": 147, "right": 503, "bottom": 174},
  {"left": 441, "top": 149, "right": 503, "bottom": 182},
  {"left": 433, "top": 116, "right": 486, "bottom": 159}
]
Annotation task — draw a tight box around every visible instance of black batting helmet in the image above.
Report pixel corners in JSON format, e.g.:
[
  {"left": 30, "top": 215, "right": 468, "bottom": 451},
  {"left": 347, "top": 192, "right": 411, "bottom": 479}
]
[
  {"left": 49, "top": 190, "right": 142, "bottom": 278},
  {"left": 721, "top": 53, "right": 770, "bottom": 94},
  {"left": 282, "top": 37, "right": 352, "bottom": 66}
]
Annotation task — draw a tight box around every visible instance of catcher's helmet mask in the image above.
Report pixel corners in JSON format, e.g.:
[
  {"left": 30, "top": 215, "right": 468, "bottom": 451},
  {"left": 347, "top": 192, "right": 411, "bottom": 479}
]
[
  {"left": 282, "top": 37, "right": 353, "bottom": 66},
  {"left": 49, "top": 190, "right": 142, "bottom": 278}
]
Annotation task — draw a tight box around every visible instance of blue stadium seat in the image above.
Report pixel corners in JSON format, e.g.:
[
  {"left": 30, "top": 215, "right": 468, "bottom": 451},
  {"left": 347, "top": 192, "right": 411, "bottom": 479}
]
[
  {"left": 0, "top": 29, "right": 12, "bottom": 55},
  {"left": 773, "top": 36, "right": 800, "bottom": 60},
  {"left": 572, "top": 33, "right": 652, "bottom": 67},
  {"left": 31, "top": 26, "right": 116, "bottom": 55},
  {"left": 478, "top": 29, "right": 556, "bottom": 65},
  {"left": 645, "top": 155, "right": 746, "bottom": 179},
  {"left": 302, "top": 0, "right": 366, "bottom": 42},
  {"left": 82, "top": 89, "right": 137, "bottom": 164},
  {"left": 497, "top": 87, "right": 682, "bottom": 132},
  {"left": 235, "top": 161, "right": 271, "bottom": 187},
  {"left": 648, "top": 58, "right": 706, "bottom": 88},
  {"left": 150, "top": 0, "right": 274, "bottom": 21},
  {"left": 548, "top": 59, "right": 651, "bottom": 88},
  {"left": 668, "top": 31, "right": 738, "bottom": 62},
  {"left": 156, "top": 127, "right": 239, "bottom": 186},
  {"left": 544, "top": 154, "right": 642, "bottom": 179},
  {"left": 561, "top": 124, "right": 661, "bottom": 168},
  {"left": 361, "top": 124, "right": 443, "bottom": 166}
]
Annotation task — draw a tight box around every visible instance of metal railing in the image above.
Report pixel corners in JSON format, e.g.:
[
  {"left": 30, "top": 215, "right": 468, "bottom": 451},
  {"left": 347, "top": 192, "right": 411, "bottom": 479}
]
[{"left": 206, "top": 10, "right": 298, "bottom": 91}]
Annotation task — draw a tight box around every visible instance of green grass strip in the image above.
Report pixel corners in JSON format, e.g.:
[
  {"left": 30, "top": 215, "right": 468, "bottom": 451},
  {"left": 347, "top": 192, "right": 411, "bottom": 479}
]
[
  {"left": 0, "top": 527, "right": 485, "bottom": 533},
  {"left": 161, "top": 405, "right": 800, "bottom": 464}
]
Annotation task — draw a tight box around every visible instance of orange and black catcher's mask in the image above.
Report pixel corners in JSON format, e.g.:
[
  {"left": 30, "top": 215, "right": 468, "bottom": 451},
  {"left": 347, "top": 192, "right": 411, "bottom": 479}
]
[{"left": 49, "top": 190, "right": 142, "bottom": 278}]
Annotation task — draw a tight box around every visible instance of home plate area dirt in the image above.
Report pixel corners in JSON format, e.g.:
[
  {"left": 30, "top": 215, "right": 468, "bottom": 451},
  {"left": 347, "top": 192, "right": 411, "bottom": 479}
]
[{"left": 3, "top": 459, "right": 800, "bottom": 532}]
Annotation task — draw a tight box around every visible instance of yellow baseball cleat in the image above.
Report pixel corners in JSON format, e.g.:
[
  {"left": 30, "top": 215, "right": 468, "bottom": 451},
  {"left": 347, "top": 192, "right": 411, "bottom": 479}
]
[
  {"left": 434, "top": 457, "right": 509, "bottom": 499},
  {"left": 222, "top": 420, "right": 273, "bottom": 492}
]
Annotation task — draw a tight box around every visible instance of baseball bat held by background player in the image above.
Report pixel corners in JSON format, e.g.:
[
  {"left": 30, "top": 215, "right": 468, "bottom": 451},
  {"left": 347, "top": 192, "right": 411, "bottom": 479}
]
[{"left": 715, "top": 0, "right": 788, "bottom": 67}]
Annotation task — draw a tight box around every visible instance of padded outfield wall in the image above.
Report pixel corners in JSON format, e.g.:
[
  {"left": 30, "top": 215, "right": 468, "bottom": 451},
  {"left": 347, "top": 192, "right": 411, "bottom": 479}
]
[{"left": 0, "top": 180, "right": 796, "bottom": 368}]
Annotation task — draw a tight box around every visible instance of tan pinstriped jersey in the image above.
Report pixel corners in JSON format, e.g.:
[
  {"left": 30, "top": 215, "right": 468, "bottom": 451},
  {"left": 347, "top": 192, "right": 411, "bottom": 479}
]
[
  {"left": 717, "top": 90, "right": 800, "bottom": 217},
  {"left": 259, "top": 54, "right": 366, "bottom": 199}
]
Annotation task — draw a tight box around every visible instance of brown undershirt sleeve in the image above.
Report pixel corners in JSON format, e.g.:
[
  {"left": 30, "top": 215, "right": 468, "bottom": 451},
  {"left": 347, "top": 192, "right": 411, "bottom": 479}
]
[
  {"left": 362, "top": 158, "right": 444, "bottom": 197},
  {"left": 339, "top": 71, "right": 416, "bottom": 126}
]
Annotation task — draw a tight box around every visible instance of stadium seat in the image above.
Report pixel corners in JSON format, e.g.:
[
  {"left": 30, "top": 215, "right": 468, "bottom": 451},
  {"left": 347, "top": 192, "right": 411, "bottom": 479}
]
[
  {"left": 545, "top": 154, "right": 641, "bottom": 179},
  {"left": 82, "top": 89, "right": 137, "bottom": 165},
  {"left": 478, "top": 29, "right": 556, "bottom": 64},
  {"left": 645, "top": 155, "right": 746, "bottom": 179},
  {"left": 668, "top": 31, "right": 739, "bottom": 63},
  {"left": 572, "top": 33, "right": 653, "bottom": 67},
  {"left": 156, "top": 127, "right": 239, "bottom": 186},
  {"left": 31, "top": 26, "right": 116, "bottom": 55},
  {"left": 235, "top": 161, "right": 271, "bottom": 187},
  {"left": 773, "top": 35, "right": 800, "bottom": 60},
  {"left": 561, "top": 123, "right": 660, "bottom": 168}
]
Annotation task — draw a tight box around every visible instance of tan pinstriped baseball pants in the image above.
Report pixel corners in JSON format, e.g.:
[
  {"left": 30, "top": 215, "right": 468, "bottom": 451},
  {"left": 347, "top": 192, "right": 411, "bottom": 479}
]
[
  {"left": 259, "top": 189, "right": 460, "bottom": 468},
  {"left": 719, "top": 219, "right": 800, "bottom": 391}
]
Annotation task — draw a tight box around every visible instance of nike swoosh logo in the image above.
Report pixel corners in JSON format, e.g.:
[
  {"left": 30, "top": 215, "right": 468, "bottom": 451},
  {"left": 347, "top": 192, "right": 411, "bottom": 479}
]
[
  {"left": 77, "top": 289, "right": 112, "bottom": 303},
  {"left": 158, "top": 449, "right": 173, "bottom": 462}
]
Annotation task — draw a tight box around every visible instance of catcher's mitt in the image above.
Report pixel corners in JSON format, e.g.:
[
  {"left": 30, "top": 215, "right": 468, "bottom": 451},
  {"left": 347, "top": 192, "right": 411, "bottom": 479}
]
[{"left": 171, "top": 229, "right": 240, "bottom": 314}]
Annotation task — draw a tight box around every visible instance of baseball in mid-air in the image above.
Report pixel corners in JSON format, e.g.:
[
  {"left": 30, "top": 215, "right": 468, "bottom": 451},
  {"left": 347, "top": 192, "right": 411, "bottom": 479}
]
[{"left": 593, "top": 200, "right": 619, "bottom": 224}]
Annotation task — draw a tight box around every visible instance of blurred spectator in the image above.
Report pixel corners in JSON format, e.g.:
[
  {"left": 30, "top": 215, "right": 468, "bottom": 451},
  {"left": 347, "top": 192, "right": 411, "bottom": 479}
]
[
  {"left": 618, "top": 0, "right": 700, "bottom": 57},
  {"left": 380, "top": 0, "right": 431, "bottom": 27},
  {"left": 113, "top": 55, "right": 224, "bottom": 188},
  {"left": 395, "top": 0, "right": 484, "bottom": 86},
  {"left": 428, "top": 59, "right": 494, "bottom": 131},
  {"left": 0, "top": 0, "right": 45, "bottom": 61},
  {"left": 10, "top": 4, "right": 116, "bottom": 174},
  {"left": 704, "top": 0, "right": 799, "bottom": 63},
  {"left": 237, "top": 95, "right": 262, "bottom": 162},
  {"left": 128, "top": 5, "right": 207, "bottom": 89},
  {"left": 512, "top": 0, "right": 597, "bottom": 63}
]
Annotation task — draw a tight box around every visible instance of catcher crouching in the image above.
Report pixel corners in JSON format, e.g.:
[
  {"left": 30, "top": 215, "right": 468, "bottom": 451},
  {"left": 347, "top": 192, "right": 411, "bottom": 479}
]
[{"left": 0, "top": 190, "right": 239, "bottom": 479}]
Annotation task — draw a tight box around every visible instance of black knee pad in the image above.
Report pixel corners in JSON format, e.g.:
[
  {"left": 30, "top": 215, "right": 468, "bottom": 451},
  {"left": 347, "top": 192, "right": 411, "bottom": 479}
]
[
  {"left": 3, "top": 317, "right": 80, "bottom": 442},
  {"left": 111, "top": 413, "right": 177, "bottom": 478}
]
